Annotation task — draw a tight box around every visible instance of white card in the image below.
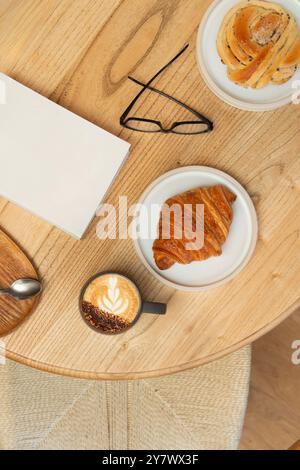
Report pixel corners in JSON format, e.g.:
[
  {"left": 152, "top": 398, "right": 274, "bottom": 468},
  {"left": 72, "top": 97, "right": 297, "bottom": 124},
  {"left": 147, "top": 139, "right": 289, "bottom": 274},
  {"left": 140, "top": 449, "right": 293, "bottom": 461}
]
[{"left": 0, "top": 73, "right": 130, "bottom": 239}]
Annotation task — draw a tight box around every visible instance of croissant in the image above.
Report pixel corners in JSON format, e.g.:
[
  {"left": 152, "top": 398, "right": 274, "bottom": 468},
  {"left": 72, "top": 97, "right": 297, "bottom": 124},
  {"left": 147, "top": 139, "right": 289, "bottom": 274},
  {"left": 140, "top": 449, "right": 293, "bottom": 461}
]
[
  {"left": 153, "top": 185, "right": 236, "bottom": 270},
  {"left": 217, "top": 0, "right": 300, "bottom": 88}
]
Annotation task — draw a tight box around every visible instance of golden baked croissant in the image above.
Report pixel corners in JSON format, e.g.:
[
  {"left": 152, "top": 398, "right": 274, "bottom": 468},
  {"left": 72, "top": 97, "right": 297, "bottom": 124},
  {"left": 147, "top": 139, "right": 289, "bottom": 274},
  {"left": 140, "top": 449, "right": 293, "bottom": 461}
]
[
  {"left": 153, "top": 185, "right": 236, "bottom": 270},
  {"left": 217, "top": 0, "right": 300, "bottom": 88}
]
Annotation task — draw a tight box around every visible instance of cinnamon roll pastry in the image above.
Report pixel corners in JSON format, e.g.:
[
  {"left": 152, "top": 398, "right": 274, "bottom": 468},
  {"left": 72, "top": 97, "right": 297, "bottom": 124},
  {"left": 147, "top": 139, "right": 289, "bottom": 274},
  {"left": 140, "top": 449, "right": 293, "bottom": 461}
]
[
  {"left": 217, "top": 1, "right": 300, "bottom": 88},
  {"left": 153, "top": 185, "right": 236, "bottom": 270}
]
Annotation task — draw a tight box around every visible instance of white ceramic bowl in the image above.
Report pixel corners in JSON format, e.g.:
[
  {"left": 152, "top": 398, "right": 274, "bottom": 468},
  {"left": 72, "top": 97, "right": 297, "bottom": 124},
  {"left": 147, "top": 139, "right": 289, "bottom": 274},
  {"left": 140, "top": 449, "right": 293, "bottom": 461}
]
[
  {"left": 196, "top": 0, "right": 300, "bottom": 111},
  {"left": 133, "top": 166, "right": 258, "bottom": 291}
]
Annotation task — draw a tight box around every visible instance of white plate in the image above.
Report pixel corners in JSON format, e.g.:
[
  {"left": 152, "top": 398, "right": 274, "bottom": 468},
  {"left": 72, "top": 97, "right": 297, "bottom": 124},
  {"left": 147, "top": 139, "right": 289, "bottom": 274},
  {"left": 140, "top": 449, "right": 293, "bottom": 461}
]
[
  {"left": 133, "top": 166, "right": 258, "bottom": 291},
  {"left": 196, "top": 0, "right": 300, "bottom": 112}
]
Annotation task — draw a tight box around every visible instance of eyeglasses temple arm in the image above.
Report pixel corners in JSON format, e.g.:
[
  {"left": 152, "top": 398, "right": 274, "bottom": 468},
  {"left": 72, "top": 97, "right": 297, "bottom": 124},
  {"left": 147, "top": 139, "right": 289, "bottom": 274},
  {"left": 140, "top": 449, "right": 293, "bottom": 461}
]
[
  {"left": 127, "top": 76, "right": 213, "bottom": 126},
  {"left": 120, "top": 44, "right": 189, "bottom": 124}
]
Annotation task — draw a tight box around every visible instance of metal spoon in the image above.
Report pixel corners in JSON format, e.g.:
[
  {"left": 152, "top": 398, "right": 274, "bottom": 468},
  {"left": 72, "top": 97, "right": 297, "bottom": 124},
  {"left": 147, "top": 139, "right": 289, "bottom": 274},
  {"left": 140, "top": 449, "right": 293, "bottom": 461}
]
[{"left": 0, "top": 278, "right": 42, "bottom": 300}]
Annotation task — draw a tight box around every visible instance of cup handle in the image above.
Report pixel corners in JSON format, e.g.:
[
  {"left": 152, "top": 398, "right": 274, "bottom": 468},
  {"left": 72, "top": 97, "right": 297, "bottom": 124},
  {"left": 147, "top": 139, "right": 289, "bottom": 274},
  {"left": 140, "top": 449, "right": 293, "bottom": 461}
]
[{"left": 142, "top": 301, "right": 167, "bottom": 315}]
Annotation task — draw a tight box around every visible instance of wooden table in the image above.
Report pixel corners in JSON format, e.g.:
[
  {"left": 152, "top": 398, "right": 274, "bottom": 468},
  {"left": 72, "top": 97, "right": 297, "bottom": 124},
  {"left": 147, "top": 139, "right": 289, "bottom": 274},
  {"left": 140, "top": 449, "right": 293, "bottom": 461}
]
[{"left": 0, "top": 0, "right": 299, "bottom": 380}]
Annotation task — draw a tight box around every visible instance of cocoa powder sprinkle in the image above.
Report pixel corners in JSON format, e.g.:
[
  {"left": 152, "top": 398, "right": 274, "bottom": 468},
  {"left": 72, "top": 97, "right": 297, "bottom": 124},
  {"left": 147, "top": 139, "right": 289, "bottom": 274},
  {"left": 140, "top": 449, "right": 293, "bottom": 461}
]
[{"left": 81, "top": 301, "right": 131, "bottom": 333}]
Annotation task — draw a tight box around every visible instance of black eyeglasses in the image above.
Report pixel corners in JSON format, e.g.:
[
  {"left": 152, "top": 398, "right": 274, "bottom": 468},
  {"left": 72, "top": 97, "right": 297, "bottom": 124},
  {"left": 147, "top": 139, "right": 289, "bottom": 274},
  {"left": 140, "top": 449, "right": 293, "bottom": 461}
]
[{"left": 120, "top": 45, "right": 213, "bottom": 135}]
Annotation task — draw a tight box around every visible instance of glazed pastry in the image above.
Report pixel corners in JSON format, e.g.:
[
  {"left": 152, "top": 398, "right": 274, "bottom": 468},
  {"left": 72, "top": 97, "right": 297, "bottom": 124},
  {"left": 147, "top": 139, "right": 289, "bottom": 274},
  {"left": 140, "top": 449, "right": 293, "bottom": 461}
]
[
  {"left": 217, "top": 0, "right": 300, "bottom": 88},
  {"left": 153, "top": 185, "right": 236, "bottom": 270}
]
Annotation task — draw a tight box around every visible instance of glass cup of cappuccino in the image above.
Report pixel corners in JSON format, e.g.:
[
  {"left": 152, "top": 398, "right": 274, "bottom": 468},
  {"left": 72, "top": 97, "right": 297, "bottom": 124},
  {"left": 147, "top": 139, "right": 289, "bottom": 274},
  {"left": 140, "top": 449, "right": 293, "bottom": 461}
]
[{"left": 79, "top": 272, "right": 167, "bottom": 334}]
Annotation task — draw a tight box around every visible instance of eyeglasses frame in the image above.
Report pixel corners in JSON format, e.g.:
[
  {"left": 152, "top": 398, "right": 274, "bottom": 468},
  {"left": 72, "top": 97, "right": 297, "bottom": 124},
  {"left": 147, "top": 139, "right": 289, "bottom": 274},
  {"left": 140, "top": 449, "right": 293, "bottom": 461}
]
[{"left": 120, "top": 45, "right": 213, "bottom": 135}]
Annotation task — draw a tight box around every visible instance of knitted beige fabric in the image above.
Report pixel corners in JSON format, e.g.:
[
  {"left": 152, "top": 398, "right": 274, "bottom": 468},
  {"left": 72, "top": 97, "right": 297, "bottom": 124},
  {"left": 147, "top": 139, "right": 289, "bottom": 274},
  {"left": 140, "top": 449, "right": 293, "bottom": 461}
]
[{"left": 0, "top": 347, "right": 251, "bottom": 450}]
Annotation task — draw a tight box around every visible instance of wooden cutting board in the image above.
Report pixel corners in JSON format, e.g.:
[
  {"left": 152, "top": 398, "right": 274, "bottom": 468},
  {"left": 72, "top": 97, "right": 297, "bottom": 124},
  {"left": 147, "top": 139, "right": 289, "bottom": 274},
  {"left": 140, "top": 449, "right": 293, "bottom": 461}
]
[{"left": 0, "top": 228, "right": 40, "bottom": 336}]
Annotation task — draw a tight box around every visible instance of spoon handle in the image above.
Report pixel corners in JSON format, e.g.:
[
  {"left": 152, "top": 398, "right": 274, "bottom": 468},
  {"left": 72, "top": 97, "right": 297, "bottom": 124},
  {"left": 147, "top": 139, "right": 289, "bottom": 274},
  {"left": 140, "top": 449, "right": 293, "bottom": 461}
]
[{"left": 0, "top": 289, "right": 10, "bottom": 296}]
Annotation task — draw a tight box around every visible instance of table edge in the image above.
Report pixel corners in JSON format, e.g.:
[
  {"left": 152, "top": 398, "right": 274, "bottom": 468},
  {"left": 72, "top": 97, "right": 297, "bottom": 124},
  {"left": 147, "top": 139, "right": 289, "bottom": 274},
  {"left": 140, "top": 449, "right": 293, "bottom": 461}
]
[{"left": 5, "top": 299, "right": 299, "bottom": 380}]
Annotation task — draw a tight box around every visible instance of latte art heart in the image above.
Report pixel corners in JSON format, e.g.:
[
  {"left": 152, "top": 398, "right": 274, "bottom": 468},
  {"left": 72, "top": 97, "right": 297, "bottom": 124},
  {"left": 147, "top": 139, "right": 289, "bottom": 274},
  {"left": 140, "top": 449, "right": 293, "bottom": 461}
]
[{"left": 97, "top": 276, "right": 129, "bottom": 316}]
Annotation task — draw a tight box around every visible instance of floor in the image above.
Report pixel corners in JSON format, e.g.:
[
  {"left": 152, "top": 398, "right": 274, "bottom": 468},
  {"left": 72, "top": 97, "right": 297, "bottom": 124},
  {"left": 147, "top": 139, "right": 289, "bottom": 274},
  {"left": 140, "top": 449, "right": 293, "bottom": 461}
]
[{"left": 240, "top": 308, "right": 300, "bottom": 450}]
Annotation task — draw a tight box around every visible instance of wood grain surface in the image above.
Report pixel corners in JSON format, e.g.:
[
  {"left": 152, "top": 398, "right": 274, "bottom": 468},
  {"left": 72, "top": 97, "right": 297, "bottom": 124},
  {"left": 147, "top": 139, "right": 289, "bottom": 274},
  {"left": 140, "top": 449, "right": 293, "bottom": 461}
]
[
  {"left": 0, "top": 229, "right": 39, "bottom": 335},
  {"left": 0, "top": 0, "right": 299, "bottom": 379}
]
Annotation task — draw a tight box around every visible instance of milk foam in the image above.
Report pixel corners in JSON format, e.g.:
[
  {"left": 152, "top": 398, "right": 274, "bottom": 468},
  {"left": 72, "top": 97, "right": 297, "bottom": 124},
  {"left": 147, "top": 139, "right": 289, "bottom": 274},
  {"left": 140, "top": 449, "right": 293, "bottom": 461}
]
[{"left": 83, "top": 274, "right": 141, "bottom": 324}]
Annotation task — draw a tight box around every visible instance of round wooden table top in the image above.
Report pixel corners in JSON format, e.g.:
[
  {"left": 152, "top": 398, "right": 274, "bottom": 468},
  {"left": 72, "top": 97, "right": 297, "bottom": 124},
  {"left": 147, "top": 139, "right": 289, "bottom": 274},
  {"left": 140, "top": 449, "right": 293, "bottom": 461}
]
[{"left": 1, "top": 0, "right": 299, "bottom": 380}]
